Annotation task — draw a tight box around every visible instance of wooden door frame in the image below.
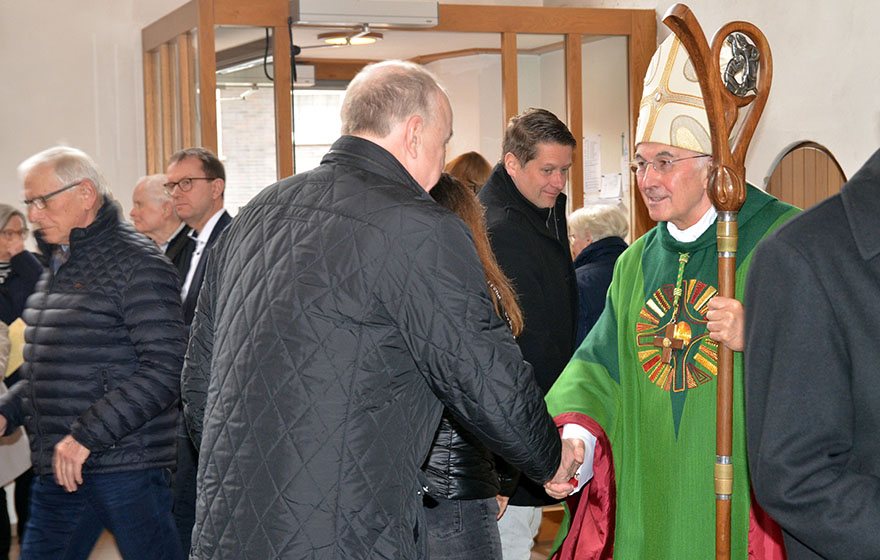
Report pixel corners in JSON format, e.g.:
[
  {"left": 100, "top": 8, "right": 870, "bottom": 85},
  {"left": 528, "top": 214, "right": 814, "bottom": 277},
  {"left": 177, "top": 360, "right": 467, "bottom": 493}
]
[{"left": 142, "top": 1, "right": 656, "bottom": 231}]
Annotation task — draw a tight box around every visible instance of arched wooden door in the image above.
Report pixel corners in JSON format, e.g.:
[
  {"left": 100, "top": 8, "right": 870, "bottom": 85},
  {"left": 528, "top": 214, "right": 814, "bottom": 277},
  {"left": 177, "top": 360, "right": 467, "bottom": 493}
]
[{"left": 765, "top": 141, "right": 847, "bottom": 210}]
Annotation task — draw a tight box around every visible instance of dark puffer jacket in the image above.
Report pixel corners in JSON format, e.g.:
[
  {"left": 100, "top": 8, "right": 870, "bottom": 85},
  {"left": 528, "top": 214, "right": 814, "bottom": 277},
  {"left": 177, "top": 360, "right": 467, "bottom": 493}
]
[
  {"left": 478, "top": 163, "right": 578, "bottom": 506},
  {"left": 0, "top": 199, "right": 186, "bottom": 476},
  {"left": 182, "top": 136, "right": 561, "bottom": 560}
]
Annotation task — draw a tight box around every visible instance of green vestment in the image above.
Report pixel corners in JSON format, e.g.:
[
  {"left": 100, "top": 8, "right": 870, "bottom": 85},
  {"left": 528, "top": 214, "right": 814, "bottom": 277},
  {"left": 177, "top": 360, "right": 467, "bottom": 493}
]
[{"left": 546, "top": 186, "right": 798, "bottom": 559}]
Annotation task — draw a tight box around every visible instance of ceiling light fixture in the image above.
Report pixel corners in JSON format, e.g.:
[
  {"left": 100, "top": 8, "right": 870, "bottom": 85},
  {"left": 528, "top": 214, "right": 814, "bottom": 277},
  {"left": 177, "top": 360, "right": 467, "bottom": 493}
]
[{"left": 318, "top": 24, "right": 383, "bottom": 46}]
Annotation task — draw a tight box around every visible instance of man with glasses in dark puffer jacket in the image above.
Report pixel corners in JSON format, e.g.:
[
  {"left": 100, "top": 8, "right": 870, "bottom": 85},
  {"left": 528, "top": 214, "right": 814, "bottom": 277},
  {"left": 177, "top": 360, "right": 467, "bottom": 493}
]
[{"left": 0, "top": 146, "right": 187, "bottom": 560}]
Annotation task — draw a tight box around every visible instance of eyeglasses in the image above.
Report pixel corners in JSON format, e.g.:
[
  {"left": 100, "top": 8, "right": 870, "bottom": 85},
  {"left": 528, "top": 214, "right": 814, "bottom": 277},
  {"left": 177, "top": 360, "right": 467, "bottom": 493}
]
[
  {"left": 163, "top": 177, "right": 216, "bottom": 195},
  {"left": 23, "top": 180, "right": 82, "bottom": 210},
  {"left": 0, "top": 228, "right": 28, "bottom": 240},
  {"left": 628, "top": 154, "right": 710, "bottom": 176}
]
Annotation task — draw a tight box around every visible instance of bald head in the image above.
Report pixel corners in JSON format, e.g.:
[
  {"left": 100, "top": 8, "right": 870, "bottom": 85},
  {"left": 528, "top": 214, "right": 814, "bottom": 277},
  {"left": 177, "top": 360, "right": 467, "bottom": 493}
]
[
  {"left": 341, "top": 60, "right": 453, "bottom": 191},
  {"left": 130, "top": 174, "right": 181, "bottom": 246}
]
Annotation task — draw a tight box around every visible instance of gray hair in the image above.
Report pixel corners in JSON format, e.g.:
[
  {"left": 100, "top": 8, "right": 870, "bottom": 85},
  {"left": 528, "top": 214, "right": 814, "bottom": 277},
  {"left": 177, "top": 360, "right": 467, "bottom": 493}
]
[
  {"left": 341, "top": 60, "right": 447, "bottom": 137},
  {"left": 135, "top": 174, "right": 171, "bottom": 203},
  {"left": 17, "top": 146, "right": 111, "bottom": 198},
  {"left": 0, "top": 204, "right": 26, "bottom": 230},
  {"left": 569, "top": 204, "right": 629, "bottom": 242}
]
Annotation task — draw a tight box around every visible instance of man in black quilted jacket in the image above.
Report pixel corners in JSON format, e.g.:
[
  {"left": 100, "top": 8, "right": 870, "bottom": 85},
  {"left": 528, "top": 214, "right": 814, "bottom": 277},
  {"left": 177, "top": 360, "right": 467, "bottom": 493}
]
[
  {"left": 182, "top": 60, "right": 583, "bottom": 559},
  {"left": 0, "top": 147, "right": 187, "bottom": 560}
]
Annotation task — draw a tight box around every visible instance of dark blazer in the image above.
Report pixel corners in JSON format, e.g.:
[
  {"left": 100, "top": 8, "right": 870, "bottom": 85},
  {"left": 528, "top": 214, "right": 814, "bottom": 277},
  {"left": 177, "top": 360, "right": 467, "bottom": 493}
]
[
  {"left": 164, "top": 223, "right": 193, "bottom": 279},
  {"left": 745, "top": 148, "right": 880, "bottom": 559},
  {"left": 183, "top": 211, "right": 231, "bottom": 327}
]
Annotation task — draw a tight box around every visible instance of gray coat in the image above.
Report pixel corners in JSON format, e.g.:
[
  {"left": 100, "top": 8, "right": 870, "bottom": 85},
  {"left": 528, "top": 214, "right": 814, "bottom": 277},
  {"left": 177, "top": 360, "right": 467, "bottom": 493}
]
[
  {"left": 182, "top": 136, "right": 561, "bottom": 560},
  {"left": 745, "top": 148, "right": 880, "bottom": 559}
]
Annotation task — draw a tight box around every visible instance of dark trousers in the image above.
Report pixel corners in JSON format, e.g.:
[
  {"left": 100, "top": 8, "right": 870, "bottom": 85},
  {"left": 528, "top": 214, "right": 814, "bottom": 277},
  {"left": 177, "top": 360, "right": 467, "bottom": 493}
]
[
  {"left": 171, "top": 435, "right": 198, "bottom": 556},
  {"left": 1, "top": 468, "right": 33, "bottom": 559},
  {"left": 423, "top": 495, "right": 503, "bottom": 560},
  {"left": 20, "top": 469, "right": 183, "bottom": 560}
]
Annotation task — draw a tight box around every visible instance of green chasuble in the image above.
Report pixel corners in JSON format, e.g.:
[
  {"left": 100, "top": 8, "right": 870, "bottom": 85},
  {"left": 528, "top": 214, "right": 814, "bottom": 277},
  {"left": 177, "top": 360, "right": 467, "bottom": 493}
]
[{"left": 546, "top": 185, "right": 798, "bottom": 559}]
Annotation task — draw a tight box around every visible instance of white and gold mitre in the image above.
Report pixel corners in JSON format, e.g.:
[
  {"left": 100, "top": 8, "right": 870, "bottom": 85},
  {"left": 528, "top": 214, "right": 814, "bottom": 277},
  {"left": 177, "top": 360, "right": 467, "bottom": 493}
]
[{"left": 635, "top": 33, "right": 712, "bottom": 154}]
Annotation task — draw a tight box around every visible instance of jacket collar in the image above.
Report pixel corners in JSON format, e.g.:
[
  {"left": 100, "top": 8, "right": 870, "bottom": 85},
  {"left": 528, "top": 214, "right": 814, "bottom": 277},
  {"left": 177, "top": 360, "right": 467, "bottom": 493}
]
[
  {"left": 482, "top": 163, "right": 568, "bottom": 244},
  {"left": 840, "top": 148, "right": 880, "bottom": 261},
  {"left": 573, "top": 236, "right": 628, "bottom": 268},
  {"left": 323, "top": 135, "right": 427, "bottom": 198},
  {"left": 36, "top": 197, "right": 121, "bottom": 256}
]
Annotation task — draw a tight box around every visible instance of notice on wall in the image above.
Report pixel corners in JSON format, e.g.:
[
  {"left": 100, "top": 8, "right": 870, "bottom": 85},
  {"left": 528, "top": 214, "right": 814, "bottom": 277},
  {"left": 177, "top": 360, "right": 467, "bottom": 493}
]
[
  {"left": 600, "top": 173, "right": 622, "bottom": 200},
  {"left": 583, "top": 135, "right": 601, "bottom": 198}
]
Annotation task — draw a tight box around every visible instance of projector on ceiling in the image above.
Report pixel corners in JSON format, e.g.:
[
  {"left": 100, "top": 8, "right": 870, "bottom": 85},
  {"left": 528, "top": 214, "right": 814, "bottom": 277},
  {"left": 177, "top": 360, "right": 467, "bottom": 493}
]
[{"left": 290, "top": 0, "right": 439, "bottom": 28}]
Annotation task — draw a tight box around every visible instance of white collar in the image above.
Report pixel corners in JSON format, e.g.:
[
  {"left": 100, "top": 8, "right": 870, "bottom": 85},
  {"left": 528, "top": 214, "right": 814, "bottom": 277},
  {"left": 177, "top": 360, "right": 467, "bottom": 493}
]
[
  {"left": 188, "top": 209, "right": 225, "bottom": 245},
  {"left": 666, "top": 206, "right": 717, "bottom": 243}
]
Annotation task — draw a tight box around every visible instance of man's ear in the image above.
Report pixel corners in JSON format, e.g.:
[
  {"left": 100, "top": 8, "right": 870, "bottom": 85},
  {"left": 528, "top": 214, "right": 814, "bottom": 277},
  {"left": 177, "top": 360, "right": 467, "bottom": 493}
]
[
  {"left": 161, "top": 200, "right": 175, "bottom": 220},
  {"left": 404, "top": 114, "right": 424, "bottom": 160},
  {"left": 77, "top": 179, "right": 100, "bottom": 209},
  {"left": 503, "top": 152, "right": 519, "bottom": 177},
  {"left": 211, "top": 178, "right": 225, "bottom": 200}
]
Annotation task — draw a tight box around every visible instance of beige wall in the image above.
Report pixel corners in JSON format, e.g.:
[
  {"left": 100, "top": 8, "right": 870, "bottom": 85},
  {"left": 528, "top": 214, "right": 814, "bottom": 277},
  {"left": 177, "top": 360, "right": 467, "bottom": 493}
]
[
  {"left": 0, "top": 0, "right": 188, "bottom": 219},
  {"left": 2, "top": 0, "right": 878, "bottom": 220}
]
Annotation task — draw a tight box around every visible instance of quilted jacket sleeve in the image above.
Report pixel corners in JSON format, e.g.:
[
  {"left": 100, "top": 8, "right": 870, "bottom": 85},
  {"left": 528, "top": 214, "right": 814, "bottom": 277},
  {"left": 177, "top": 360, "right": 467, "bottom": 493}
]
[
  {"left": 181, "top": 248, "right": 218, "bottom": 449},
  {"left": 70, "top": 254, "right": 186, "bottom": 451},
  {"left": 392, "top": 214, "right": 561, "bottom": 486}
]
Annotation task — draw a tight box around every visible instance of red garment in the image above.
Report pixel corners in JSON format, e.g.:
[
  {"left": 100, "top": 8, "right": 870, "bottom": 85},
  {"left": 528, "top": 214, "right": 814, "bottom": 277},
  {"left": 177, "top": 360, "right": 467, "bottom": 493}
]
[{"left": 550, "top": 412, "right": 787, "bottom": 560}]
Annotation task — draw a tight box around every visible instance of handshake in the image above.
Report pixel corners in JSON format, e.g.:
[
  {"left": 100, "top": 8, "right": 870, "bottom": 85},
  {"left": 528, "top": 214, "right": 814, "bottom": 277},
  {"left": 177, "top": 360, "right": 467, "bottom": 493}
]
[{"left": 544, "top": 437, "right": 588, "bottom": 500}]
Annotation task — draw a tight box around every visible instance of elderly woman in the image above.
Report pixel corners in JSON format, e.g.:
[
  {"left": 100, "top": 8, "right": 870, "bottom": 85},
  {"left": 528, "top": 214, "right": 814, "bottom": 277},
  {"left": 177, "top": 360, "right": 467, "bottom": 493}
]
[
  {"left": 0, "top": 203, "right": 42, "bottom": 557},
  {"left": 568, "top": 204, "right": 628, "bottom": 347}
]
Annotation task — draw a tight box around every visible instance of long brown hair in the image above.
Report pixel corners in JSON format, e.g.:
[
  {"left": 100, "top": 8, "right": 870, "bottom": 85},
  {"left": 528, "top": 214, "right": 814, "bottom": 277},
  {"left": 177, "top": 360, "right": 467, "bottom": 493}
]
[
  {"left": 430, "top": 173, "right": 524, "bottom": 336},
  {"left": 444, "top": 151, "right": 492, "bottom": 195}
]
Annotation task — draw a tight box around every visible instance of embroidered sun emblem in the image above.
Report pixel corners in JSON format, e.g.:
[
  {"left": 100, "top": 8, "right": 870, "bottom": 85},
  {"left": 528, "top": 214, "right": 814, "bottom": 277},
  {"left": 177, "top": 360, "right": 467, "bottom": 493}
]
[{"left": 636, "top": 279, "right": 719, "bottom": 392}]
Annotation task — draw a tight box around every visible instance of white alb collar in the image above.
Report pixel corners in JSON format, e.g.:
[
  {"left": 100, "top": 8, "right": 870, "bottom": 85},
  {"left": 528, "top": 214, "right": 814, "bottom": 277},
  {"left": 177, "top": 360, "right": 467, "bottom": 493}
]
[{"left": 666, "top": 206, "right": 717, "bottom": 243}]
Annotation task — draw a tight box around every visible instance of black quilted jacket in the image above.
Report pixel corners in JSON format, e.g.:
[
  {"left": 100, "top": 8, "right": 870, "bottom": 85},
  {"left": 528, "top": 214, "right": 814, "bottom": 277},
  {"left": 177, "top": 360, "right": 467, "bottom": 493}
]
[
  {"left": 182, "top": 136, "right": 561, "bottom": 560},
  {"left": 0, "top": 199, "right": 186, "bottom": 476}
]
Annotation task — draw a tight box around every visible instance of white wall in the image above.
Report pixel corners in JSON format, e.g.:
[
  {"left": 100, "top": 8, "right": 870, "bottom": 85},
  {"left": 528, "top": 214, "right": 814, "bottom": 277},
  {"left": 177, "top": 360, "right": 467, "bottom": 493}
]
[
  {"left": 0, "top": 0, "right": 187, "bottom": 215},
  {"left": 428, "top": 55, "right": 504, "bottom": 165}
]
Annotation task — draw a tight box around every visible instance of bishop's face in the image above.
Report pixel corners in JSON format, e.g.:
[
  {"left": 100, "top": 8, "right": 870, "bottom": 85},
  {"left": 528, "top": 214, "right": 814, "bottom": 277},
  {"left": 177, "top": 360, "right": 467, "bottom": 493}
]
[{"left": 634, "top": 142, "right": 712, "bottom": 230}]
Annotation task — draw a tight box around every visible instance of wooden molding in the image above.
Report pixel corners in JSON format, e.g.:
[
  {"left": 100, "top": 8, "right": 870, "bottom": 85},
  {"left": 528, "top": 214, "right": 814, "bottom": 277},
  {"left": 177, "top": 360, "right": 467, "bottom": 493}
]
[
  {"left": 178, "top": 34, "right": 195, "bottom": 148},
  {"left": 273, "top": 25, "right": 294, "bottom": 179},
  {"left": 434, "top": 4, "right": 640, "bottom": 34},
  {"left": 214, "top": 0, "right": 288, "bottom": 26},
  {"left": 294, "top": 58, "right": 377, "bottom": 81},
  {"left": 143, "top": 52, "right": 159, "bottom": 174},
  {"left": 411, "top": 48, "right": 500, "bottom": 66},
  {"left": 197, "top": 0, "right": 218, "bottom": 154},
  {"left": 159, "top": 42, "right": 175, "bottom": 168},
  {"left": 142, "top": 0, "right": 197, "bottom": 52},
  {"left": 501, "top": 32, "right": 517, "bottom": 126},
  {"left": 565, "top": 34, "right": 584, "bottom": 210},
  {"left": 628, "top": 10, "right": 658, "bottom": 239}
]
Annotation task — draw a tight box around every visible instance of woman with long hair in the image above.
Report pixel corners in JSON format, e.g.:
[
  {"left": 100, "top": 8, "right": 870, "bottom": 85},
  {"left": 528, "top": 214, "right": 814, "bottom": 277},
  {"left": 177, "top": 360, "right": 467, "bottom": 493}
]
[{"left": 421, "top": 173, "right": 524, "bottom": 559}]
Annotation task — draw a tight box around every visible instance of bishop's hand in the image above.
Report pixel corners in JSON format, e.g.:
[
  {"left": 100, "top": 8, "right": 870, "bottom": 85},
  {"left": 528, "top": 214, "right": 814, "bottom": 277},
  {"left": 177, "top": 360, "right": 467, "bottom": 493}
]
[
  {"left": 706, "top": 295, "right": 745, "bottom": 351},
  {"left": 544, "top": 437, "right": 585, "bottom": 499}
]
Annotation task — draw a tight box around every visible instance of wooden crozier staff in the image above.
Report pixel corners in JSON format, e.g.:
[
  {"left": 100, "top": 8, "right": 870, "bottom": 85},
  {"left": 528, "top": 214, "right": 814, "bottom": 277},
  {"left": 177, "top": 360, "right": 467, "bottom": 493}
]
[{"left": 661, "top": 5, "right": 773, "bottom": 560}]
